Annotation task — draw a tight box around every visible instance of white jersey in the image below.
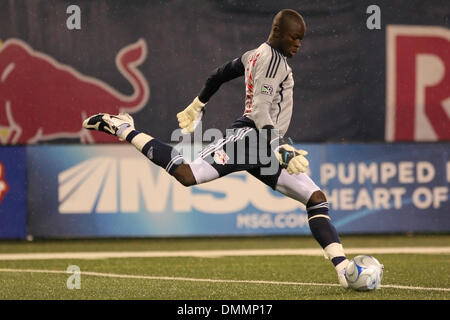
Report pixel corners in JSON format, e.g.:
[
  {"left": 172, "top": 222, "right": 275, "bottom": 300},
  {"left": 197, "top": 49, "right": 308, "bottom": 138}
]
[{"left": 241, "top": 42, "right": 294, "bottom": 137}]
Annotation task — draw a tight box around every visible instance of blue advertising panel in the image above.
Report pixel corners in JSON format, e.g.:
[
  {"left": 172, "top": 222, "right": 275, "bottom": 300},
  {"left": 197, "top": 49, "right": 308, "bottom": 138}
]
[
  {"left": 0, "top": 147, "right": 27, "bottom": 239},
  {"left": 321, "top": 144, "right": 449, "bottom": 233},
  {"left": 26, "top": 144, "right": 449, "bottom": 238},
  {"left": 26, "top": 145, "right": 318, "bottom": 237}
]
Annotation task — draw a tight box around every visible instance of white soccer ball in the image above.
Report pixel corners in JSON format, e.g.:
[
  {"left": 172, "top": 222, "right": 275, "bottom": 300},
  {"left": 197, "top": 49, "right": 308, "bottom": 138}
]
[{"left": 345, "top": 255, "right": 384, "bottom": 291}]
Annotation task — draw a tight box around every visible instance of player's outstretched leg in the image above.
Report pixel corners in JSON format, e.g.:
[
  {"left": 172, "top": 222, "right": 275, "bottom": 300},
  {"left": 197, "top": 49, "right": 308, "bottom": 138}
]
[
  {"left": 273, "top": 170, "right": 349, "bottom": 288},
  {"left": 306, "top": 190, "right": 349, "bottom": 288},
  {"left": 82, "top": 113, "right": 196, "bottom": 186}
]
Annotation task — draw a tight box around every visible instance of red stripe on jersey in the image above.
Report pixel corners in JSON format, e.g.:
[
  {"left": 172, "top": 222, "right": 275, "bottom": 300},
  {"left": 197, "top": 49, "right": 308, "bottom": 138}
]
[{"left": 245, "top": 53, "right": 260, "bottom": 114}]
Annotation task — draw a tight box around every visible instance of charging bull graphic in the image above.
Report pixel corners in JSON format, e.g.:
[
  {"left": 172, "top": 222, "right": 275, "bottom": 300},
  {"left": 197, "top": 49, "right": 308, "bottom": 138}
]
[{"left": 0, "top": 38, "right": 149, "bottom": 144}]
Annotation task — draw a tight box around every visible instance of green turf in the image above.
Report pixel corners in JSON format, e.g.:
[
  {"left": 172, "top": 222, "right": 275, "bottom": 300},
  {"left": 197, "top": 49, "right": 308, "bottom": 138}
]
[{"left": 0, "top": 235, "right": 448, "bottom": 300}]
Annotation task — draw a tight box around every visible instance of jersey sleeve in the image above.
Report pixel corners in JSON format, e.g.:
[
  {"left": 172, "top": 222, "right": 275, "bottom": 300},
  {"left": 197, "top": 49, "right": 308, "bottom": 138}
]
[
  {"left": 249, "top": 49, "right": 286, "bottom": 130},
  {"left": 198, "top": 57, "right": 245, "bottom": 103}
]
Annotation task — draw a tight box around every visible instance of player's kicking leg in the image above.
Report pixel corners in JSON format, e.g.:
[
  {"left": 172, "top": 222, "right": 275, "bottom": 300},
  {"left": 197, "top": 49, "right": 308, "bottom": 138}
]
[
  {"left": 82, "top": 113, "right": 196, "bottom": 186},
  {"left": 256, "top": 169, "right": 349, "bottom": 288},
  {"left": 305, "top": 190, "right": 349, "bottom": 288}
]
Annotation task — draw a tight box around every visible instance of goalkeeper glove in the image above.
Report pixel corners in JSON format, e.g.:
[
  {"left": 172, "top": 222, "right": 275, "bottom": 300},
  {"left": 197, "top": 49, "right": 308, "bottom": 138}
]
[
  {"left": 177, "top": 97, "right": 205, "bottom": 133},
  {"left": 272, "top": 137, "right": 309, "bottom": 175}
]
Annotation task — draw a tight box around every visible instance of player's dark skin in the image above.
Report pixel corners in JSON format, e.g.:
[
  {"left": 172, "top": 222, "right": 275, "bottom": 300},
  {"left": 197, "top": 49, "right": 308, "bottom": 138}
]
[{"left": 173, "top": 10, "right": 326, "bottom": 206}]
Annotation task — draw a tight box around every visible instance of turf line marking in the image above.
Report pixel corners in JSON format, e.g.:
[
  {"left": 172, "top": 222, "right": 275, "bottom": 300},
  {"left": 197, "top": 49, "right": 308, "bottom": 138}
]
[
  {"left": 0, "top": 268, "right": 449, "bottom": 292},
  {"left": 0, "top": 247, "right": 449, "bottom": 260}
]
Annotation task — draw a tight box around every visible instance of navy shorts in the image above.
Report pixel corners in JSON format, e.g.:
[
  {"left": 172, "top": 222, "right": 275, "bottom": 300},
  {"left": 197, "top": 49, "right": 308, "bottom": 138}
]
[{"left": 192, "top": 116, "right": 282, "bottom": 189}]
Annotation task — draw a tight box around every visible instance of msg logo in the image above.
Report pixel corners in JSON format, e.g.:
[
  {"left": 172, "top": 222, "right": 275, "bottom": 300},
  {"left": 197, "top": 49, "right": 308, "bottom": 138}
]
[{"left": 58, "top": 157, "right": 302, "bottom": 214}]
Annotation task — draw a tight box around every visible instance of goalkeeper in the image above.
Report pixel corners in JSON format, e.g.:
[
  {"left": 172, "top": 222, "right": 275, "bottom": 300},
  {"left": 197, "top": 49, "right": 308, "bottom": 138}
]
[{"left": 83, "top": 9, "right": 349, "bottom": 288}]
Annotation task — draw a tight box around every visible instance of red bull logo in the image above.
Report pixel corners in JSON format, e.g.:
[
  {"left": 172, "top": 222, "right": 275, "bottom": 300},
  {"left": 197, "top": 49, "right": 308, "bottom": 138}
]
[
  {"left": 0, "top": 38, "right": 149, "bottom": 144},
  {"left": 386, "top": 25, "right": 450, "bottom": 141}
]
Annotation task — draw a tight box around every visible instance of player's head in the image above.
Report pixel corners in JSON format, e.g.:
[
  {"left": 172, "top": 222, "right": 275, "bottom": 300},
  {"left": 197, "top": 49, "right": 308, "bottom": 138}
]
[{"left": 268, "top": 9, "right": 306, "bottom": 58}]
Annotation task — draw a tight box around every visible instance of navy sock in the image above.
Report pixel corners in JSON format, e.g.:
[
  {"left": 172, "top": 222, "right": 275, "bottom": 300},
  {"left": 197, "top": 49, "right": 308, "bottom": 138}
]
[
  {"left": 331, "top": 256, "right": 347, "bottom": 266},
  {"left": 307, "top": 202, "right": 346, "bottom": 267},
  {"left": 125, "top": 130, "right": 184, "bottom": 175},
  {"left": 142, "top": 138, "right": 184, "bottom": 175}
]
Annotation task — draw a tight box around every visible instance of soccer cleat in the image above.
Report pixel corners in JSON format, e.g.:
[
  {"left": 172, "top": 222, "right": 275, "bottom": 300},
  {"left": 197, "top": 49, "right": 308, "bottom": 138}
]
[
  {"left": 335, "top": 259, "right": 350, "bottom": 289},
  {"left": 82, "top": 112, "right": 134, "bottom": 140}
]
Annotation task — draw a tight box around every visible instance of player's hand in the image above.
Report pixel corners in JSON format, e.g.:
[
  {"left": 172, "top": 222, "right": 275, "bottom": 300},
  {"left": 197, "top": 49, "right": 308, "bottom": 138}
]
[
  {"left": 274, "top": 143, "right": 309, "bottom": 174},
  {"left": 177, "top": 97, "right": 205, "bottom": 133}
]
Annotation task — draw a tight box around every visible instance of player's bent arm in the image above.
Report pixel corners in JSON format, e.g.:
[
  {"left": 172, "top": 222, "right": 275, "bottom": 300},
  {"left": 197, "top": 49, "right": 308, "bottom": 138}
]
[
  {"left": 253, "top": 106, "right": 308, "bottom": 175},
  {"left": 251, "top": 98, "right": 308, "bottom": 174}
]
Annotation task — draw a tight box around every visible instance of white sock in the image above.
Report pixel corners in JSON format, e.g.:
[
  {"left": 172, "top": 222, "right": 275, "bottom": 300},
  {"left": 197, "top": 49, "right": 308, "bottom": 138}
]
[{"left": 130, "top": 132, "right": 153, "bottom": 151}]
